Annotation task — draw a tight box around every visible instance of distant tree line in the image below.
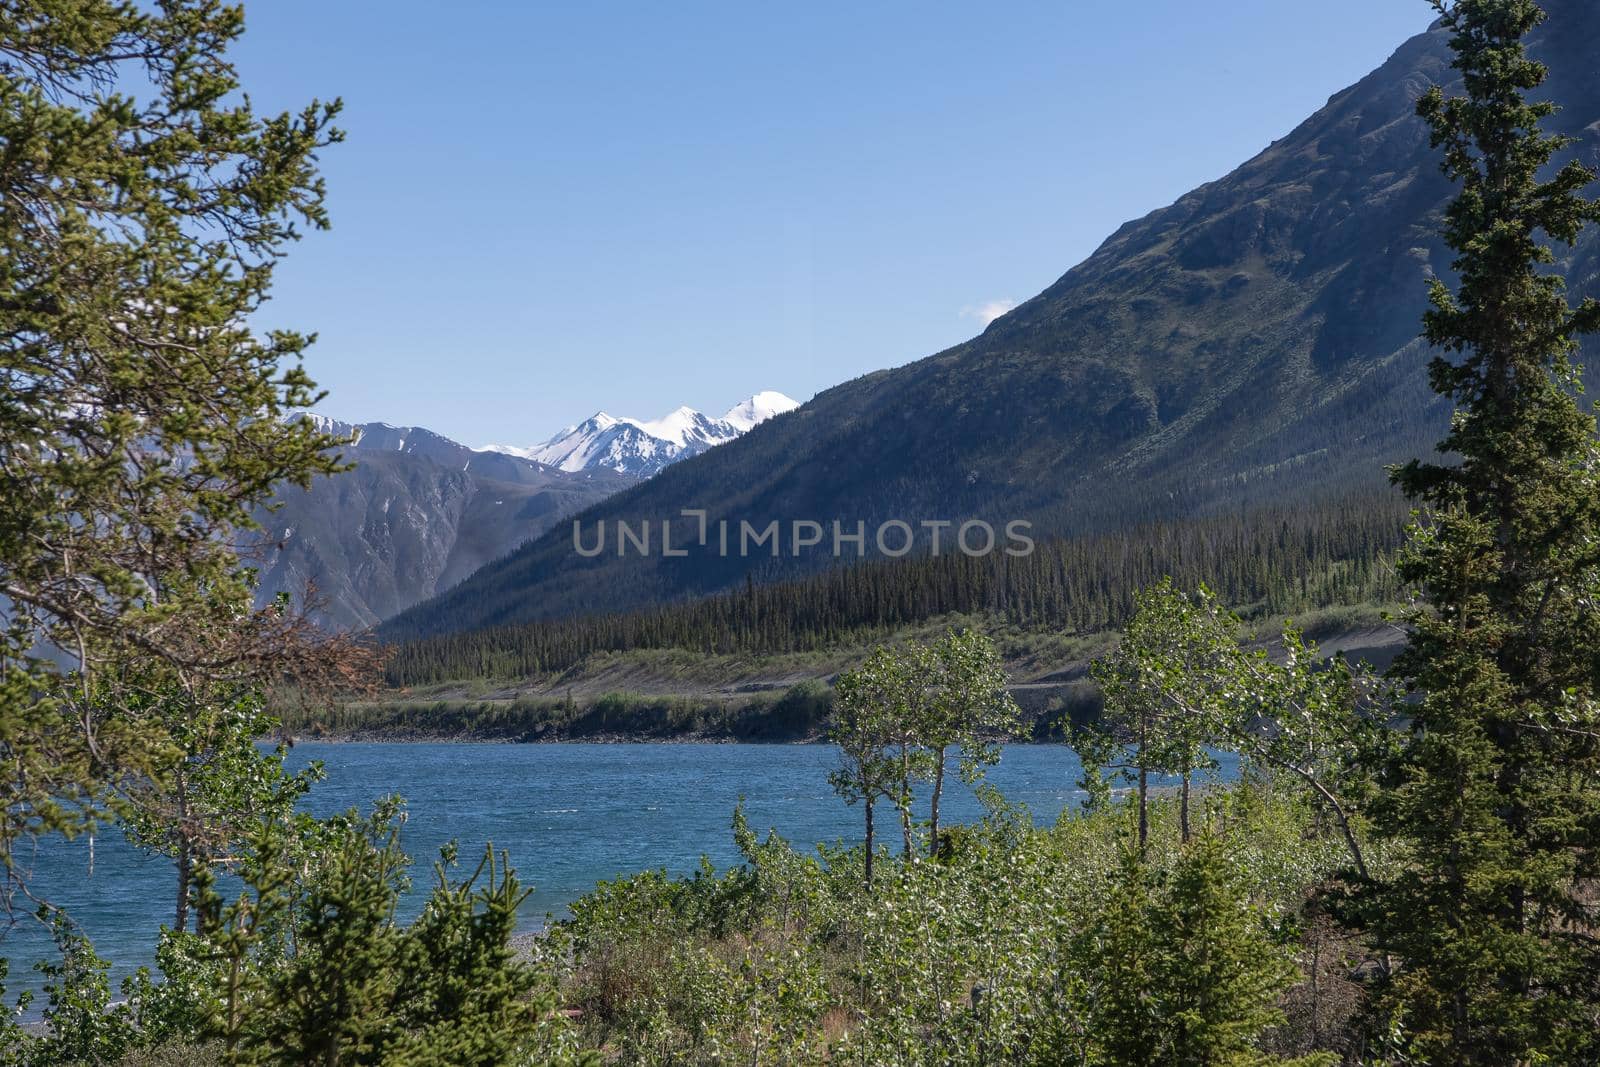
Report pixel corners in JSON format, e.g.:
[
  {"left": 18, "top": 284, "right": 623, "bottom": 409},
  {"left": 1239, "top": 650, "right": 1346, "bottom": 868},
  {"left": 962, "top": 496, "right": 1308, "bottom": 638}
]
[
  {"left": 283, "top": 684, "right": 836, "bottom": 744},
  {"left": 384, "top": 490, "right": 1409, "bottom": 686}
]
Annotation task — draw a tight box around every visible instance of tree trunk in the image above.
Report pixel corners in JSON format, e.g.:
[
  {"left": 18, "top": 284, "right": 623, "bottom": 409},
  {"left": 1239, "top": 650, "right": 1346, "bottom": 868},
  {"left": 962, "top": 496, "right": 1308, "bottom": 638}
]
[
  {"left": 175, "top": 841, "right": 192, "bottom": 933},
  {"left": 864, "top": 800, "right": 875, "bottom": 889},
  {"left": 899, "top": 743, "right": 914, "bottom": 857},
  {"left": 1243, "top": 737, "right": 1375, "bottom": 885},
  {"left": 929, "top": 749, "right": 946, "bottom": 858},
  {"left": 1137, "top": 711, "right": 1149, "bottom": 852},
  {"left": 174, "top": 774, "right": 191, "bottom": 932},
  {"left": 1138, "top": 765, "right": 1149, "bottom": 851},
  {"left": 1180, "top": 771, "right": 1191, "bottom": 844}
]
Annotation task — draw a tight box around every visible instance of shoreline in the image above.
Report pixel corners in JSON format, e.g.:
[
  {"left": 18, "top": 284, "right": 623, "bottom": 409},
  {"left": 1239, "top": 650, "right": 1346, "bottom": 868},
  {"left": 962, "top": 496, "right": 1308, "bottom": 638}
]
[
  {"left": 281, "top": 731, "right": 1077, "bottom": 746},
  {"left": 286, "top": 731, "right": 831, "bottom": 745}
]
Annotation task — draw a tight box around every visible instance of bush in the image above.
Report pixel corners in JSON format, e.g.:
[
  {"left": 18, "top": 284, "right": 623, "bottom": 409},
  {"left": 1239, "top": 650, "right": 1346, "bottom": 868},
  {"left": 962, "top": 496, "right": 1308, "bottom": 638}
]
[{"left": 553, "top": 782, "right": 1368, "bottom": 1064}]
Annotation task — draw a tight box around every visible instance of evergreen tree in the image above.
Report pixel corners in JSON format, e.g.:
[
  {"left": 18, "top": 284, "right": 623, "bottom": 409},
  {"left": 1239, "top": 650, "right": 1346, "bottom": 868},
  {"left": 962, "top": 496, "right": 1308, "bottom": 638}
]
[
  {"left": 1087, "top": 837, "right": 1334, "bottom": 1067},
  {"left": 185, "top": 804, "right": 594, "bottom": 1066},
  {"left": 0, "top": 1, "right": 360, "bottom": 877},
  {"left": 1152, "top": 837, "right": 1334, "bottom": 1067},
  {"left": 1087, "top": 847, "right": 1163, "bottom": 1066},
  {"left": 383, "top": 493, "right": 1409, "bottom": 689},
  {"left": 1365, "top": 1, "right": 1600, "bottom": 1060}
]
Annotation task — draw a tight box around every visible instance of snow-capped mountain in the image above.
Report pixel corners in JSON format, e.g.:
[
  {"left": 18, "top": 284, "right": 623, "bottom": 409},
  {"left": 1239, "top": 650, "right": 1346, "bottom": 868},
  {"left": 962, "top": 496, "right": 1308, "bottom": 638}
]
[
  {"left": 484, "top": 391, "right": 799, "bottom": 477},
  {"left": 256, "top": 396, "right": 798, "bottom": 626},
  {"left": 717, "top": 390, "right": 800, "bottom": 433},
  {"left": 257, "top": 415, "right": 633, "bottom": 628}
]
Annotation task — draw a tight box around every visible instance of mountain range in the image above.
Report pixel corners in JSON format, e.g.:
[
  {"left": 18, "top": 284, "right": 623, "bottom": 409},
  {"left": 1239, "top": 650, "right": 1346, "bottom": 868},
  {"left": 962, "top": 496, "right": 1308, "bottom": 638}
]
[
  {"left": 377, "top": 0, "right": 1600, "bottom": 643},
  {"left": 482, "top": 391, "right": 799, "bottom": 476},
  {"left": 253, "top": 395, "right": 792, "bottom": 628}
]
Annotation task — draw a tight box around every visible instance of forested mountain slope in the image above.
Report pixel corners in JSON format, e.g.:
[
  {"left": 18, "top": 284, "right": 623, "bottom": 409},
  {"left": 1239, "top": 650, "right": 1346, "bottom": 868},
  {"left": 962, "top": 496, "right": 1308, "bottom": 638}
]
[{"left": 383, "top": 1, "right": 1600, "bottom": 641}]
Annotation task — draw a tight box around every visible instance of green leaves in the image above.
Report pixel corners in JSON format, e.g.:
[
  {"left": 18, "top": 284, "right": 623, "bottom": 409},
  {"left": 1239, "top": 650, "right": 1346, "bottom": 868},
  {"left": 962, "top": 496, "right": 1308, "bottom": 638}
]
[
  {"left": 556, "top": 779, "right": 1347, "bottom": 1065},
  {"left": 1087, "top": 580, "right": 1228, "bottom": 793},
  {"left": 1084, "top": 581, "right": 1387, "bottom": 870},
  {"left": 830, "top": 630, "right": 1021, "bottom": 870},
  {"left": 173, "top": 803, "right": 592, "bottom": 1066},
  {"left": 21, "top": 912, "right": 141, "bottom": 1065},
  {"left": 1361, "top": 1, "right": 1600, "bottom": 1061},
  {"left": 1, "top": 0, "right": 362, "bottom": 886}
]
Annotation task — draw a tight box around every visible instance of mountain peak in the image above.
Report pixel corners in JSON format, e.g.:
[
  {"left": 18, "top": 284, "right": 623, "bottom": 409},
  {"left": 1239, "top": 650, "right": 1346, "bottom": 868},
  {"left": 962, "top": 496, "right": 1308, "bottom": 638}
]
[
  {"left": 258, "top": 414, "right": 634, "bottom": 629},
  {"left": 637, "top": 405, "right": 708, "bottom": 446},
  {"left": 481, "top": 391, "right": 798, "bottom": 477},
  {"left": 721, "top": 390, "right": 799, "bottom": 432},
  {"left": 381, "top": 1, "right": 1600, "bottom": 639}
]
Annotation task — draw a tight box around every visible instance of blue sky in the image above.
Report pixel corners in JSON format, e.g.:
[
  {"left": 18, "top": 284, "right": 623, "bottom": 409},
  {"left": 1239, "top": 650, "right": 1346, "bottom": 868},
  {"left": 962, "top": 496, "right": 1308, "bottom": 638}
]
[{"left": 233, "top": 1, "right": 1434, "bottom": 447}]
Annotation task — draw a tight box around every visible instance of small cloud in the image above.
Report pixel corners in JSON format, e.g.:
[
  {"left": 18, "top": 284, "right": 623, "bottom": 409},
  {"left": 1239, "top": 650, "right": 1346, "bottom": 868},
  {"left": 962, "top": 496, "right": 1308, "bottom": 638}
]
[{"left": 960, "top": 298, "right": 1017, "bottom": 327}]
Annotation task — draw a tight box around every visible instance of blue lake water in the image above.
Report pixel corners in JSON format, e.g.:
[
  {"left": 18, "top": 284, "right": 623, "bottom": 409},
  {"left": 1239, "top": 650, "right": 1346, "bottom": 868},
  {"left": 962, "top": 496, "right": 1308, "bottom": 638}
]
[{"left": 1, "top": 742, "right": 1235, "bottom": 1008}]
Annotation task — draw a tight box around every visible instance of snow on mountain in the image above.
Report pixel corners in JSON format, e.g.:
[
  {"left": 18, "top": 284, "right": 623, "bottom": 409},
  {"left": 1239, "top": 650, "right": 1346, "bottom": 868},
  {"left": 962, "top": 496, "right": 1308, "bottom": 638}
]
[
  {"left": 483, "top": 391, "right": 799, "bottom": 478},
  {"left": 719, "top": 390, "right": 799, "bottom": 433},
  {"left": 263, "top": 413, "right": 635, "bottom": 628},
  {"left": 292, "top": 414, "right": 462, "bottom": 459}
]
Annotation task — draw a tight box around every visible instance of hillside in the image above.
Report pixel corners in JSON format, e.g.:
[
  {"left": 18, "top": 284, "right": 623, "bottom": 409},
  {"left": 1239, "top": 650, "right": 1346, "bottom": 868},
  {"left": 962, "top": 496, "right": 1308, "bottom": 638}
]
[
  {"left": 384, "top": 488, "right": 1408, "bottom": 688},
  {"left": 382, "top": 0, "right": 1600, "bottom": 642},
  {"left": 252, "top": 419, "right": 633, "bottom": 629}
]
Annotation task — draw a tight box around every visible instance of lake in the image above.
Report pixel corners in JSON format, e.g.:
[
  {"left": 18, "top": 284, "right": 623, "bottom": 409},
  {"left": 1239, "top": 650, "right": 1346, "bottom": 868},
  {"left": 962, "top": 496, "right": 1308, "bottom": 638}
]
[{"left": 0, "top": 741, "right": 1234, "bottom": 1008}]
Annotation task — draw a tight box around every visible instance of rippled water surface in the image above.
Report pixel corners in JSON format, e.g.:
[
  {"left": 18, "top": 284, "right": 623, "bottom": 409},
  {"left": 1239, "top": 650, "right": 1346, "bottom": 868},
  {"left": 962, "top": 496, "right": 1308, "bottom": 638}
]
[{"left": 3, "top": 741, "right": 1233, "bottom": 1005}]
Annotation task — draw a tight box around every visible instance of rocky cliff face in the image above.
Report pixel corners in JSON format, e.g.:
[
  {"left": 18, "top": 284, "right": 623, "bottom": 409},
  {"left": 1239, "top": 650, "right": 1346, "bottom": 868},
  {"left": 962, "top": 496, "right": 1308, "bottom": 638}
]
[{"left": 253, "top": 420, "right": 632, "bottom": 629}]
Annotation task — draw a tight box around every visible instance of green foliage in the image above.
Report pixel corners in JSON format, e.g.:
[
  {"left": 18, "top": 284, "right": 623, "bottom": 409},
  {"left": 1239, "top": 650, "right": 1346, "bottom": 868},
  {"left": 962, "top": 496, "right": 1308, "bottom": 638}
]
[
  {"left": 120, "top": 686, "right": 324, "bottom": 931},
  {"left": 1083, "top": 581, "right": 1392, "bottom": 876},
  {"left": 385, "top": 493, "right": 1408, "bottom": 685},
  {"left": 829, "top": 630, "right": 1020, "bottom": 872},
  {"left": 0, "top": 0, "right": 356, "bottom": 882},
  {"left": 2, "top": 690, "right": 592, "bottom": 1066},
  {"left": 1356, "top": 1, "right": 1600, "bottom": 1061},
  {"left": 0, "top": 961, "right": 24, "bottom": 1054},
  {"left": 830, "top": 643, "right": 933, "bottom": 862},
  {"left": 168, "top": 803, "right": 593, "bottom": 1066},
  {"left": 0, "top": 649, "right": 1397, "bottom": 1066},
  {"left": 0, "top": 910, "right": 218, "bottom": 1066},
  {"left": 1086, "top": 837, "right": 1335, "bottom": 1067},
  {"left": 292, "top": 684, "right": 835, "bottom": 743},
  {"left": 556, "top": 817, "right": 833, "bottom": 1065},
  {"left": 22, "top": 912, "right": 140, "bottom": 1065},
  {"left": 1084, "top": 579, "right": 1227, "bottom": 842},
  {"left": 919, "top": 629, "right": 1023, "bottom": 853},
  {"left": 556, "top": 781, "right": 1352, "bottom": 1065}
]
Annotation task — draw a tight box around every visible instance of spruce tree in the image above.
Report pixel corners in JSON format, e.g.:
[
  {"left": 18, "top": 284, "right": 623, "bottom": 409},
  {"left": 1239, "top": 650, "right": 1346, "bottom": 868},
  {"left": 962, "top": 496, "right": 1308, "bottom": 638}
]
[
  {"left": 1366, "top": 1, "right": 1600, "bottom": 1061},
  {"left": 1088, "top": 838, "right": 1334, "bottom": 1067},
  {"left": 1, "top": 1, "right": 357, "bottom": 877}
]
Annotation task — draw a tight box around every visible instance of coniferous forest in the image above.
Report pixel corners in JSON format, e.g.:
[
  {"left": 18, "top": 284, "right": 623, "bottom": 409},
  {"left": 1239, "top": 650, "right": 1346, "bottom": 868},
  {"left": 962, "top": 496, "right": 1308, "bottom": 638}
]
[
  {"left": 5, "top": 2, "right": 1600, "bottom": 1065},
  {"left": 385, "top": 490, "right": 1408, "bottom": 687}
]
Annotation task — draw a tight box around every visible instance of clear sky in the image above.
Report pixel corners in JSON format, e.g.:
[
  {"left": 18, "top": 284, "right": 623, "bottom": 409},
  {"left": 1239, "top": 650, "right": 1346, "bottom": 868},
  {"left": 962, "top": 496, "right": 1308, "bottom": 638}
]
[{"left": 231, "top": 1, "right": 1435, "bottom": 447}]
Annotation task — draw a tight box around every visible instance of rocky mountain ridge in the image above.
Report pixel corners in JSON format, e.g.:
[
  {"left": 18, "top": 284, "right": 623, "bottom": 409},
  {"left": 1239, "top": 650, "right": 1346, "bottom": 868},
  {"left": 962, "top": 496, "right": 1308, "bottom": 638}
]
[
  {"left": 378, "top": 0, "right": 1600, "bottom": 642},
  {"left": 481, "top": 390, "right": 799, "bottom": 477}
]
